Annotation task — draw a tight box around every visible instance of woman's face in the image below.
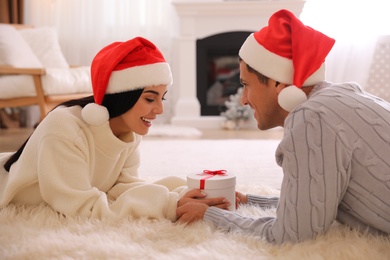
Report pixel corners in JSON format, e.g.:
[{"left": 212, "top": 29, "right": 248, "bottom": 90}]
[{"left": 110, "top": 85, "right": 167, "bottom": 137}]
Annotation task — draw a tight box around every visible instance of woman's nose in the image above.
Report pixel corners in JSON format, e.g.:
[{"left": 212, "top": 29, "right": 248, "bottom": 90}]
[{"left": 153, "top": 102, "right": 164, "bottom": 114}]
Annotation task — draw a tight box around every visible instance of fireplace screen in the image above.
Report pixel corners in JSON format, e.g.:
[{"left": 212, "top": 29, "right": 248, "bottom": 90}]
[{"left": 197, "top": 31, "right": 252, "bottom": 116}]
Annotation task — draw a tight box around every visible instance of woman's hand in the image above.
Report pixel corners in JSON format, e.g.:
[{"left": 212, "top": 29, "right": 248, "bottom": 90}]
[
  {"left": 176, "top": 189, "right": 231, "bottom": 224},
  {"left": 176, "top": 202, "right": 209, "bottom": 224},
  {"left": 177, "top": 189, "right": 230, "bottom": 208}
]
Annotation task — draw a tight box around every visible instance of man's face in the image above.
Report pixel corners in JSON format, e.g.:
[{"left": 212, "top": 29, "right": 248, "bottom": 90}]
[{"left": 239, "top": 61, "right": 286, "bottom": 130}]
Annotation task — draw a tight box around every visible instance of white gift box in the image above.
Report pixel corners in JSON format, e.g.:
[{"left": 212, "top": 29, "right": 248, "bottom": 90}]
[{"left": 187, "top": 170, "right": 236, "bottom": 211}]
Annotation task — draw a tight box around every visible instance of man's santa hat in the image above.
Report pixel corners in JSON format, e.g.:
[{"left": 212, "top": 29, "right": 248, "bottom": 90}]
[
  {"left": 239, "top": 9, "right": 335, "bottom": 112},
  {"left": 82, "top": 37, "right": 172, "bottom": 126}
]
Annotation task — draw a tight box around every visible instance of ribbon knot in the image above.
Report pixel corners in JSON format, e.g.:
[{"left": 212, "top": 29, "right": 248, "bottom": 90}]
[
  {"left": 197, "top": 169, "right": 227, "bottom": 189},
  {"left": 203, "top": 170, "right": 227, "bottom": 175}
]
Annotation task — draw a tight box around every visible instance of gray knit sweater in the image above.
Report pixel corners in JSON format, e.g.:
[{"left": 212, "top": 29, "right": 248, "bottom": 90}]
[{"left": 204, "top": 81, "right": 390, "bottom": 244}]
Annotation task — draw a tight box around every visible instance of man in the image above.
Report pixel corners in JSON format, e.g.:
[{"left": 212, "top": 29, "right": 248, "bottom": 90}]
[{"left": 176, "top": 9, "right": 390, "bottom": 244}]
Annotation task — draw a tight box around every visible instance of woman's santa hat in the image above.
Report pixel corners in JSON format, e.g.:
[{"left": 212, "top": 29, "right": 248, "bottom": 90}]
[
  {"left": 239, "top": 9, "right": 335, "bottom": 112},
  {"left": 82, "top": 37, "right": 172, "bottom": 126}
]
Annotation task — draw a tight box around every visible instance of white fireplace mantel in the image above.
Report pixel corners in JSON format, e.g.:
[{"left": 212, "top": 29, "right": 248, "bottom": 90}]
[{"left": 170, "top": 0, "right": 306, "bottom": 128}]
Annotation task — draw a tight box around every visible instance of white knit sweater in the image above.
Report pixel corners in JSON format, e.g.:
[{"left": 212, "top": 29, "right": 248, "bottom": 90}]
[
  {"left": 204, "top": 81, "right": 390, "bottom": 244},
  {"left": 0, "top": 106, "right": 186, "bottom": 221}
]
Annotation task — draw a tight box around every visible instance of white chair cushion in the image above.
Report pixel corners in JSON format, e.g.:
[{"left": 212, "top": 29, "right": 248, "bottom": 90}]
[
  {"left": 0, "top": 24, "right": 42, "bottom": 68},
  {"left": 42, "top": 67, "right": 92, "bottom": 95},
  {"left": 19, "top": 27, "right": 69, "bottom": 68},
  {"left": 0, "top": 66, "right": 92, "bottom": 98}
]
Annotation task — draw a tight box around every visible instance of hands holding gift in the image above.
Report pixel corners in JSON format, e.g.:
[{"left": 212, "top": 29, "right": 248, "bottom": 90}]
[
  {"left": 176, "top": 189, "right": 248, "bottom": 224},
  {"left": 176, "top": 189, "right": 230, "bottom": 224}
]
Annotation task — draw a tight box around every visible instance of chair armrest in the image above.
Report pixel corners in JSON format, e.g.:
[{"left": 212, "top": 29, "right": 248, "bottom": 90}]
[
  {"left": 0, "top": 66, "right": 45, "bottom": 75},
  {"left": 6, "top": 23, "right": 34, "bottom": 30}
]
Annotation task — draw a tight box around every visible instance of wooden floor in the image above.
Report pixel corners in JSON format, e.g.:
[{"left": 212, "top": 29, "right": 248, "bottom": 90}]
[{"left": 0, "top": 126, "right": 284, "bottom": 153}]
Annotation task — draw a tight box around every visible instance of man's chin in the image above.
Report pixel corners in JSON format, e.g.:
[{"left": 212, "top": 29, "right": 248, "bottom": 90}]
[{"left": 256, "top": 122, "right": 272, "bottom": 131}]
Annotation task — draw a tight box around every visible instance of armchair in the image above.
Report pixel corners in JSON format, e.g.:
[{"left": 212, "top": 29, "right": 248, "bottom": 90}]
[{"left": 0, "top": 24, "right": 92, "bottom": 123}]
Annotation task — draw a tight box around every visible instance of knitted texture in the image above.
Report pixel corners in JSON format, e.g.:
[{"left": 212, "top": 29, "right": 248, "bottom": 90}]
[{"left": 204, "top": 81, "right": 390, "bottom": 244}]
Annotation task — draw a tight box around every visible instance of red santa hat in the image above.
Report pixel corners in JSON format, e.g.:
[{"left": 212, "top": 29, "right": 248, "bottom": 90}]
[
  {"left": 82, "top": 37, "right": 172, "bottom": 126},
  {"left": 239, "top": 9, "right": 335, "bottom": 112}
]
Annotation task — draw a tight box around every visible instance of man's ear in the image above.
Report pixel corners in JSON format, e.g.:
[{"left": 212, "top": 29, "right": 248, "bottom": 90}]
[{"left": 274, "top": 81, "right": 288, "bottom": 94}]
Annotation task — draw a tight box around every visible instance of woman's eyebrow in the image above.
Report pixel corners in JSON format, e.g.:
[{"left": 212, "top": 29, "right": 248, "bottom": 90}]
[
  {"left": 143, "top": 90, "right": 168, "bottom": 96},
  {"left": 143, "top": 90, "right": 159, "bottom": 95}
]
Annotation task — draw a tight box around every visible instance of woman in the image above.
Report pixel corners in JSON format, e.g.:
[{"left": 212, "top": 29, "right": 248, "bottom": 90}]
[{"left": 0, "top": 37, "right": 229, "bottom": 220}]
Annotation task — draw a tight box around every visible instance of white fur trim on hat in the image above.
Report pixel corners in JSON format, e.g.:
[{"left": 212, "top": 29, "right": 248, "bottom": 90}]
[
  {"left": 239, "top": 33, "right": 326, "bottom": 86},
  {"left": 106, "top": 62, "right": 172, "bottom": 94},
  {"left": 81, "top": 103, "right": 110, "bottom": 126},
  {"left": 278, "top": 85, "right": 307, "bottom": 112}
]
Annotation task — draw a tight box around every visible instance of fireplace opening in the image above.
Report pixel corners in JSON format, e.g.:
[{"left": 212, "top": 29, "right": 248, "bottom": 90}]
[{"left": 196, "top": 31, "right": 252, "bottom": 116}]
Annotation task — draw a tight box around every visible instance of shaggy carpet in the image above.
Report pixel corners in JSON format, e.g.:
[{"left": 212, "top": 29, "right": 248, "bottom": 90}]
[
  {"left": 1, "top": 138, "right": 389, "bottom": 259},
  {"left": 146, "top": 125, "right": 202, "bottom": 138}
]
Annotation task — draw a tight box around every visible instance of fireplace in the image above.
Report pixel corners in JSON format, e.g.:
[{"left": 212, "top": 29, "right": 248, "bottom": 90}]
[
  {"left": 197, "top": 31, "right": 252, "bottom": 116},
  {"left": 171, "top": 0, "right": 306, "bottom": 129}
]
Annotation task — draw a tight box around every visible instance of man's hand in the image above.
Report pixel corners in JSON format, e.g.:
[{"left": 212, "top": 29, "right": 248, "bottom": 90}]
[{"left": 236, "top": 191, "right": 248, "bottom": 209}]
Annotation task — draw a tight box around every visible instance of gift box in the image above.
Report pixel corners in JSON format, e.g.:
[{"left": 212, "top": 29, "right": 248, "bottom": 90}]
[{"left": 187, "top": 170, "right": 236, "bottom": 211}]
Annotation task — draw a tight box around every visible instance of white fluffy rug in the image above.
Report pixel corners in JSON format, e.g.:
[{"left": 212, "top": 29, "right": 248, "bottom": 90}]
[
  {"left": 146, "top": 124, "right": 202, "bottom": 138},
  {"left": 1, "top": 139, "right": 389, "bottom": 259}
]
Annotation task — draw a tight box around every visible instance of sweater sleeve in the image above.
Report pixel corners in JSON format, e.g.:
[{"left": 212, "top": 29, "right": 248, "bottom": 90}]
[
  {"left": 204, "top": 108, "right": 350, "bottom": 244},
  {"left": 37, "top": 134, "right": 182, "bottom": 221},
  {"left": 247, "top": 194, "right": 279, "bottom": 208},
  {"left": 105, "top": 148, "right": 186, "bottom": 221}
]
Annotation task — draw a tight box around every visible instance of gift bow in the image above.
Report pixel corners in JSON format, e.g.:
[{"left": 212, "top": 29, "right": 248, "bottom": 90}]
[
  {"left": 203, "top": 170, "right": 227, "bottom": 175},
  {"left": 197, "top": 169, "right": 227, "bottom": 189}
]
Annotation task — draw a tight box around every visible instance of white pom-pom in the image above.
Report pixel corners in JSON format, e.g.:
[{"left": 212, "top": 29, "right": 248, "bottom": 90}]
[
  {"left": 277, "top": 85, "right": 307, "bottom": 112},
  {"left": 81, "top": 103, "right": 109, "bottom": 126}
]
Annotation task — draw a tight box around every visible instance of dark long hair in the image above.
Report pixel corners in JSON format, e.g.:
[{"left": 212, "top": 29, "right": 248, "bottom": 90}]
[{"left": 3, "top": 89, "right": 143, "bottom": 172}]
